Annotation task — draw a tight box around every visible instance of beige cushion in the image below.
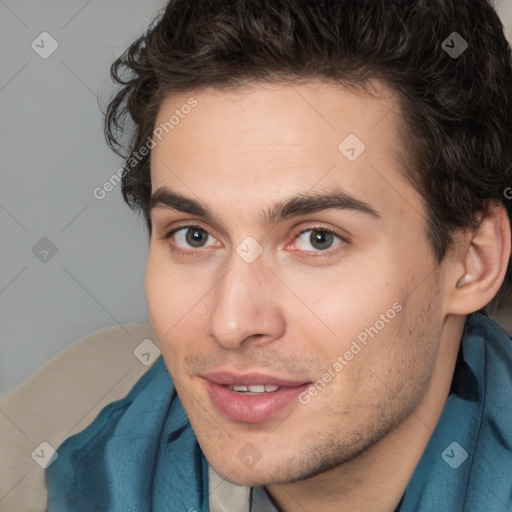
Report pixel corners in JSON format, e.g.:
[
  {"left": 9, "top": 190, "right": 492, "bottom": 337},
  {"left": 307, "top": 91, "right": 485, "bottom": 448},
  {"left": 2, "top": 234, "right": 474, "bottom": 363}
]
[
  {"left": 0, "top": 323, "right": 159, "bottom": 512},
  {"left": 0, "top": 303, "right": 510, "bottom": 512}
]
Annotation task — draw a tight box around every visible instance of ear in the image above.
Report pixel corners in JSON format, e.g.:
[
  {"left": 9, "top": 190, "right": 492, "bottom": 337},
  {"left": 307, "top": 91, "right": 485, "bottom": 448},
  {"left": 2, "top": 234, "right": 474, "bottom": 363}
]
[{"left": 445, "top": 202, "right": 511, "bottom": 315}]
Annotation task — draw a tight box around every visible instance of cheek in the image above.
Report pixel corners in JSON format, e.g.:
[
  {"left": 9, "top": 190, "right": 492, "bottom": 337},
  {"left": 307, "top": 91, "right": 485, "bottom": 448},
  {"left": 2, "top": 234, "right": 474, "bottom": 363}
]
[
  {"left": 145, "top": 251, "right": 210, "bottom": 366},
  {"left": 145, "top": 252, "right": 172, "bottom": 331},
  {"left": 290, "top": 266, "right": 435, "bottom": 400},
  {"left": 279, "top": 262, "right": 403, "bottom": 356}
]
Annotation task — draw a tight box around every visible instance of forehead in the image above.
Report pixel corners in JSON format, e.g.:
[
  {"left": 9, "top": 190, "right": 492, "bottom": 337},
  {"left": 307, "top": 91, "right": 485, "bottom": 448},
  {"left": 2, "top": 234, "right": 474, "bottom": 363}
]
[
  {"left": 152, "top": 79, "right": 400, "bottom": 155},
  {"left": 149, "top": 80, "right": 422, "bottom": 223}
]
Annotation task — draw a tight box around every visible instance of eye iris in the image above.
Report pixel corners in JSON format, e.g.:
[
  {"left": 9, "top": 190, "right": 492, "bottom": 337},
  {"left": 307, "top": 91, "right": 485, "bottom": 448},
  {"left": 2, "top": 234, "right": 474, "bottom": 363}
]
[
  {"left": 310, "top": 230, "right": 333, "bottom": 250},
  {"left": 186, "top": 228, "right": 207, "bottom": 247}
]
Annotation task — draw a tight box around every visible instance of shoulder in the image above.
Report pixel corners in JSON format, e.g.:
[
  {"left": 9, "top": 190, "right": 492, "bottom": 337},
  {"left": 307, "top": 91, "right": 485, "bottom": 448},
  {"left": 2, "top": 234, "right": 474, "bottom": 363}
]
[
  {"left": 44, "top": 355, "right": 209, "bottom": 511},
  {"left": 44, "top": 357, "right": 182, "bottom": 510}
]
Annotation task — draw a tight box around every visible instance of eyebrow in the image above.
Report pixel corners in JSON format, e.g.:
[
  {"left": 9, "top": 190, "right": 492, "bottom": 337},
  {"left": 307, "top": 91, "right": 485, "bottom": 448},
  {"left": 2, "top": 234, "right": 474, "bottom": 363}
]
[{"left": 149, "top": 185, "right": 380, "bottom": 226}]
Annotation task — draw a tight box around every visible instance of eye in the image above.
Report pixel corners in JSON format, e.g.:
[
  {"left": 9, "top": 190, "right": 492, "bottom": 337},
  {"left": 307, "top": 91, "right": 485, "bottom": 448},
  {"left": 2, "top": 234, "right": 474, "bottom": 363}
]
[
  {"left": 292, "top": 227, "right": 345, "bottom": 253},
  {"left": 164, "top": 225, "right": 219, "bottom": 252}
]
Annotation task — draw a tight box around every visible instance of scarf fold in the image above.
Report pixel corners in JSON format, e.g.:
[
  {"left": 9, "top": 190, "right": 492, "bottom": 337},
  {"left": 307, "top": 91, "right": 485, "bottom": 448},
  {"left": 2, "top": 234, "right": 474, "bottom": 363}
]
[{"left": 45, "top": 357, "right": 209, "bottom": 511}]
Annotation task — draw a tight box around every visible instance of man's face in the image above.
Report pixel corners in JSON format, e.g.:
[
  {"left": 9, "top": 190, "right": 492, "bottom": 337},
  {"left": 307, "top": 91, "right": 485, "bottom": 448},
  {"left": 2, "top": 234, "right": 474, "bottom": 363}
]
[{"left": 146, "top": 81, "right": 448, "bottom": 486}]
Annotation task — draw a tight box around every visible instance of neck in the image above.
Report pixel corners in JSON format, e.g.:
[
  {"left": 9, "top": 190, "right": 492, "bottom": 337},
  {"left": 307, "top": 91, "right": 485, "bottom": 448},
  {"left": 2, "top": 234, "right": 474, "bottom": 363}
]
[{"left": 265, "top": 315, "right": 465, "bottom": 512}]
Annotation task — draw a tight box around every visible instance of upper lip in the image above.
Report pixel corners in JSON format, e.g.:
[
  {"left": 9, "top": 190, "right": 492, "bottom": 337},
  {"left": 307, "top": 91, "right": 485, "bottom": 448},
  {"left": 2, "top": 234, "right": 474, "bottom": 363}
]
[{"left": 202, "top": 370, "right": 311, "bottom": 388}]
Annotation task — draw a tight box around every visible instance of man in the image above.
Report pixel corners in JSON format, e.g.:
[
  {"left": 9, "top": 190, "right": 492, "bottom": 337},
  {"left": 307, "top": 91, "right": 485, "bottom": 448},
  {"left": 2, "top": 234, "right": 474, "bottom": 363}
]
[{"left": 45, "top": 0, "right": 512, "bottom": 510}]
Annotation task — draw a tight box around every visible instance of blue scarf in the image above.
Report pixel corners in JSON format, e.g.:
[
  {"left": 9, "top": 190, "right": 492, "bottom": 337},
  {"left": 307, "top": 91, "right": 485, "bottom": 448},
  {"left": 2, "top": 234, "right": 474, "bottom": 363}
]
[{"left": 45, "top": 313, "right": 512, "bottom": 511}]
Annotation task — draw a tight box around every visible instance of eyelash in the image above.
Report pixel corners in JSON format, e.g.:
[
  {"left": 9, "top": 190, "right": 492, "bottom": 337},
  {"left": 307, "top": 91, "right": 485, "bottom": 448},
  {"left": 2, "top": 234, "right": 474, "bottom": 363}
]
[{"left": 160, "top": 224, "right": 348, "bottom": 258}]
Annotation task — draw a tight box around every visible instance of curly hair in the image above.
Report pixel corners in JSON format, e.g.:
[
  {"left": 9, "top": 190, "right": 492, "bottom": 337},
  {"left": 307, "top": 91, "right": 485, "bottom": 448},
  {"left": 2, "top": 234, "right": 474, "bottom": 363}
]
[{"left": 104, "top": 0, "right": 512, "bottom": 312}]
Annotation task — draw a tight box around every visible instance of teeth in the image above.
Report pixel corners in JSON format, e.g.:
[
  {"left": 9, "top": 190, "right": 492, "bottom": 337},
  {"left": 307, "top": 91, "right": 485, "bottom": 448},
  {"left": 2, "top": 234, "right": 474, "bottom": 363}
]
[
  {"left": 248, "top": 385, "right": 265, "bottom": 393},
  {"left": 232, "top": 385, "right": 249, "bottom": 392},
  {"left": 227, "top": 384, "right": 280, "bottom": 393}
]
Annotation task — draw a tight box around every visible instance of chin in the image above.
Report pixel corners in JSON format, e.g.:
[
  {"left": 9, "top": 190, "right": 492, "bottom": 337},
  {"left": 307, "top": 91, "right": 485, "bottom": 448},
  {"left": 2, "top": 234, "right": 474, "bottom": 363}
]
[{"left": 205, "top": 448, "right": 311, "bottom": 487}]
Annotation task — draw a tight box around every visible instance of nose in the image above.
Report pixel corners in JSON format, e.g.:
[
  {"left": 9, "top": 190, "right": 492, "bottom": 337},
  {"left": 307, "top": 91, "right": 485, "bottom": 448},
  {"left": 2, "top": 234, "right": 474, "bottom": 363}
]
[{"left": 205, "top": 250, "right": 286, "bottom": 350}]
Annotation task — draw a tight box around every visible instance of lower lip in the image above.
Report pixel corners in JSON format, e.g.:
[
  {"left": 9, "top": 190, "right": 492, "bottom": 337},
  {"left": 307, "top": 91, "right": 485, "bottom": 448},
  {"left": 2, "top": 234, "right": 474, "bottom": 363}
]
[{"left": 206, "top": 381, "right": 311, "bottom": 423}]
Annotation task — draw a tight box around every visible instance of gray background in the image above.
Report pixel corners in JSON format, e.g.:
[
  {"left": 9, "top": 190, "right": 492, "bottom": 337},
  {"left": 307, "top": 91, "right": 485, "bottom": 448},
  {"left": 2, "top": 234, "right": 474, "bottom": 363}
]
[
  {"left": 1, "top": 0, "right": 512, "bottom": 396},
  {"left": 0, "top": 0, "right": 166, "bottom": 396}
]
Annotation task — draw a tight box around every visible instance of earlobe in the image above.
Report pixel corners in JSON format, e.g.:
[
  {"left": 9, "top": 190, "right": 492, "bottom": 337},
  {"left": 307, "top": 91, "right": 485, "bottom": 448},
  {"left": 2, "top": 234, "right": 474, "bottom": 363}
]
[{"left": 447, "top": 203, "right": 511, "bottom": 315}]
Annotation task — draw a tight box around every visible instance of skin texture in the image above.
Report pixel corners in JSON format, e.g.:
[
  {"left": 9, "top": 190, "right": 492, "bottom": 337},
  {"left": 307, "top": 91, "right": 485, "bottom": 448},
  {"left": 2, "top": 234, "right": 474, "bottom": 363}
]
[{"left": 145, "top": 81, "right": 509, "bottom": 511}]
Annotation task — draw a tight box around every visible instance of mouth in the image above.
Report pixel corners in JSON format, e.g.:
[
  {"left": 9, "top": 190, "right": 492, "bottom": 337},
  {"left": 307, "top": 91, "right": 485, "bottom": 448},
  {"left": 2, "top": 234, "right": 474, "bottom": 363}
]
[
  {"left": 203, "top": 371, "right": 312, "bottom": 424},
  {"left": 225, "top": 384, "right": 281, "bottom": 394}
]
